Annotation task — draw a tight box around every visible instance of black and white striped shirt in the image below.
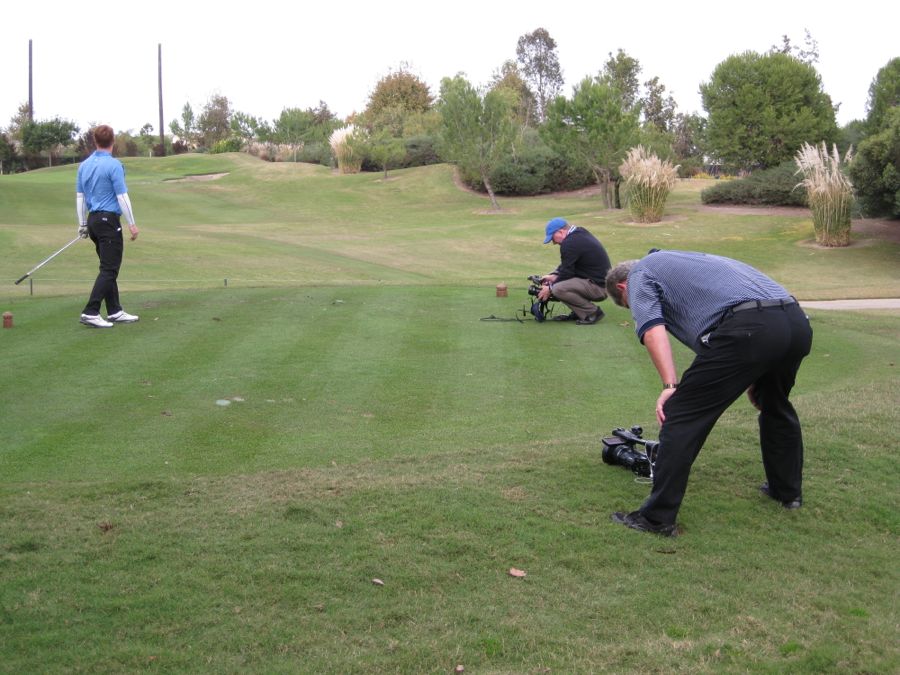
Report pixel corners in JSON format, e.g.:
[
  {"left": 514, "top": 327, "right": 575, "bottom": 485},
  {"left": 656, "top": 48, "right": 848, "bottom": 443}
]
[{"left": 627, "top": 250, "right": 792, "bottom": 353}]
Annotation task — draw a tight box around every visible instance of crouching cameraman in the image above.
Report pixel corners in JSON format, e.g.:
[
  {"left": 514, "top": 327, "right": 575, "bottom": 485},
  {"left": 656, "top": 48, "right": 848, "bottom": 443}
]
[{"left": 538, "top": 218, "right": 611, "bottom": 325}]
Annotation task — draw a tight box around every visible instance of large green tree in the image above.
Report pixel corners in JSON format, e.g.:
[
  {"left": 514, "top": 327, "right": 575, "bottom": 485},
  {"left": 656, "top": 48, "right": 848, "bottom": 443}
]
[
  {"left": 363, "top": 67, "right": 432, "bottom": 122},
  {"left": 272, "top": 104, "right": 339, "bottom": 161},
  {"left": 700, "top": 51, "right": 837, "bottom": 171},
  {"left": 21, "top": 117, "right": 78, "bottom": 167},
  {"left": 864, "top": 57, "right": 900, "bottom": 134},
  {"left": 437, "top": 75, "right": 517, "bottom": 210},
  {"left": 198, "top": 94, "right": 232, "bottom": 149},
  {"left": 849, "top": 58, "right": 900, "bottom": 218},
  {"left": 515, "top": 28, "right": 563, "bottom": 123},
  {"left": 849, "top": 108, "right": 900, "bottom": 218},
  {"left": 543, "top": 77, "right": 640, "bottom": 208}
]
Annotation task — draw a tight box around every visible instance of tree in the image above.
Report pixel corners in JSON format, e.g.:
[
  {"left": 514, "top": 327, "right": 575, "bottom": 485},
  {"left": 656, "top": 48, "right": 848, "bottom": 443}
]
[
  {"left": 543, "top": 77, "right": 641, "bottom": 209},
  {"left": 700, "top": 51, "right": 837, "bottom": 171},
  {"left": 849, "top": 107, "right": 900, "bottom": 218},
  {"left": 515, "top": 28, "right": 563, "bottom": 123},
  {"left": 6, "top": 102, "right": 32, "bottom": 141},
  {"left": 864, "top": 57, "right": 900, "bottom": 134},
  {"left": 437, "top": 75, "right": 518, "bottom": 210},
  {"left": 21, "top": 117, "right": 78, "bottom": 167},
  {"left": 364, "top": 66, "right": 432, "bottom": 122},
  {"left": 0, "top": 132, "right": 18, "bottom": 174},
  {"left": 231, "top": 112, "right": 270, "bottom": 147},
  {"left": 672, "top": 112, "right": 706, "bottom": 175},
  {"left": 600, "top": 50, "right": 641, "bottom": 111},
  {"left": 272, "top": 105, "right": 339, "bottom": 161},
  {"left": 369, "top": 130, "right": 406, "bottom": 178},
  {"left": 198, "top": 94, "right": 232, "bottom": 149},
  {"left": 169, "top": 103, "right": 198, "bottom": 148},
  {"left": 641, "top": 76, "right": 677, "bottom": 132},
  {"left": 490, "top": 60, "right": 537, "bottom": 126},
  {"left": 114, "top": 130, "right": 140, "bottom": 157},
  {"left": 770, "top": 29, "right": 819, "bottom": 65}
]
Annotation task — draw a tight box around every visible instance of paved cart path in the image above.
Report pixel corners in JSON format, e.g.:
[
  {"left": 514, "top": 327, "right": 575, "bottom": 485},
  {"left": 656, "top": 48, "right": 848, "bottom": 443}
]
[{"left": 801, "top": 299, "right": 900, "bottom": 310}]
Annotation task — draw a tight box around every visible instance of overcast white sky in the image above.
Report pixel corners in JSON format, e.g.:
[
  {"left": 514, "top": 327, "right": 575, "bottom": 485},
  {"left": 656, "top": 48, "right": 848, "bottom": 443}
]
[{"left": 1, "top": 0, "right": 896, "bottom": 135}]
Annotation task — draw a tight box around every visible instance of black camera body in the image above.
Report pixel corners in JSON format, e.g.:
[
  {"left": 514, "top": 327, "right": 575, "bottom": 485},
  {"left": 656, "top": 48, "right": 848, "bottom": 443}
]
[
  {"left": 601, "top": 426, "right": 660, "bottom": 479},
  {"left": 525, "top": 274, "right": 555, "bottom": 322}
]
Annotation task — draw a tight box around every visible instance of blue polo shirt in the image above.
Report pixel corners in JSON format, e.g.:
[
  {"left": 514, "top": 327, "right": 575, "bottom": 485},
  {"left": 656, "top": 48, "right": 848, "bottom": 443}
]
[
  {"left": 76, "top": 150, "right": 127, "bottom": 214},
  {"left": 627, "top": 250, "right": 791, "bottom": 353}
]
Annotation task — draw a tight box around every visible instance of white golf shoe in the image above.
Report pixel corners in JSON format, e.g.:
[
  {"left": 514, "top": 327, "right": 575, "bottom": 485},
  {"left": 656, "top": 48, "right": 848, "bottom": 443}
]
[
  {"left": 107, "top": 310, "right": 139, "bottom": 323},
  {"left": 80, "top": 313, "right": 114, "bottom": 328}
]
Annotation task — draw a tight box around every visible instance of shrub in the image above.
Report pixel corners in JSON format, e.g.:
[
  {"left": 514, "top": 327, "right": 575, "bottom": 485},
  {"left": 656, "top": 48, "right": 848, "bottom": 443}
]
[
  {"left": 488, "top": 140, "right": 555, "bottom": 195},
  {"left": 795, "top": 142, "right": 854, "bottom": 246},
  {"left": 329, "top": 126, "right": 363, "bottom": 174},
  {"left": 619, "top": 145, "right": 679, "bottom": 222},
  {"left": 848, "top": 107, "right": 900, "bottom": 218},
  {"left": 210, "top": 137, "right": 244, "bottom": 154},
  {"left": 399, "top": 135, "right": 441, "bottom": 168},
  {"left": 701, "top": 161, "right": 808, "bottom": 206},
  {"left": 295, "top": 141, "right": 333, "bottom": 166},
  {"left": 461, "top": 130, "right": 593, "bottom": 196}
]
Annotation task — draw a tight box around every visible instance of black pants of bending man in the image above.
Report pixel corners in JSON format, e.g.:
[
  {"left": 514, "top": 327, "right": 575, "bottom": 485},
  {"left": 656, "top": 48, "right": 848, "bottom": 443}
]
[
  {"left": 83, "top": 211, "right": 125, "bottom": 316},
  {"left": 640, "top": 303, "right": 813, "bottom": 526}
]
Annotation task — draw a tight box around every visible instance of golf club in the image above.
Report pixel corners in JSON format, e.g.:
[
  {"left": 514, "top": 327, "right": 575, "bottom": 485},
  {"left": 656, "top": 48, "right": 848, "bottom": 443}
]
[{"left": 14, "top": 236, "right": 83, "bottom": 285}]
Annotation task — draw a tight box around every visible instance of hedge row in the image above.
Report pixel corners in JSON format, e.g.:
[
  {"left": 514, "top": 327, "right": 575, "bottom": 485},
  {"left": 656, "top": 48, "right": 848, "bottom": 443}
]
[{"left": 701, "top": 162, "right": 808, "bottom": 206}]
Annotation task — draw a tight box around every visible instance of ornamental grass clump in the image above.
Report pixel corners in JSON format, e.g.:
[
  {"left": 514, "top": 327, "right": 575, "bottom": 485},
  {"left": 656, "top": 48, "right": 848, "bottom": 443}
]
[
  {"left": 329, "top": 125, "right": 363, "bottom": 174},
  {"left": 794, "top": 142, "right": 854, "bottom": 246},
  {"left": 619, "top": 146, "right": 680, "bottom": 223}
]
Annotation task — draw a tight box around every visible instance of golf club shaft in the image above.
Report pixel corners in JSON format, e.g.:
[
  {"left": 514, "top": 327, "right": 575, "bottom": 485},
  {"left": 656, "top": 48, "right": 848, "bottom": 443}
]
[{"left": 14, "top": 236, "right": 83, "bottom": 285}]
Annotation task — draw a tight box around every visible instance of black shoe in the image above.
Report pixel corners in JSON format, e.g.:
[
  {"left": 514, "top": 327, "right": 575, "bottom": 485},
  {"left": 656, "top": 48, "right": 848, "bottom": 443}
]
[
  {"left": 611, "top": 511, "right": 677, "bottom": 537},
  {"left": 576, "top": 308, "right": 604, "bottom": 325},
  {"left": 552, "top": 311, "right": 578, "bottom": 321},
  {"left": 760, "top": 482, "right": 802, "bottom": 509}
]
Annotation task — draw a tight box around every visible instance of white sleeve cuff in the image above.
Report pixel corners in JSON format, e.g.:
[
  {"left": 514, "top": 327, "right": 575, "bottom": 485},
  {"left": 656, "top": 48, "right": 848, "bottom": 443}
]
[
  {"left": 76, "top": 193, "right": 86, "bottom": 226},
  {"left": 116, "top": 193, "right": 136, "bottom": 226}
]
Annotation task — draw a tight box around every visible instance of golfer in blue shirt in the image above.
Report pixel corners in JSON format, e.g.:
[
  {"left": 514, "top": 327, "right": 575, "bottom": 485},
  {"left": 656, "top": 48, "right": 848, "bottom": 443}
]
[{"left": 76, "top": 124, "right": 140, "bottom": 328}]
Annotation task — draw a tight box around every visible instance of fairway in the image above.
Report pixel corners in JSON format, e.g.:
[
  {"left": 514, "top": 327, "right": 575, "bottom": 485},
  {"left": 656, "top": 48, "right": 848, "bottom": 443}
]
[{"left": 1, "top": 155, "right": 898, "bottom": 673}]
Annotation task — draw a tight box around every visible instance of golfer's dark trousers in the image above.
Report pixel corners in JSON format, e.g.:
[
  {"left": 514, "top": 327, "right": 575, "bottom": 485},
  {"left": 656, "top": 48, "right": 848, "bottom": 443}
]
[
  {"left": 640, "top": 301, "right": 813, "bottom": 526},
  {"left": 83, "top": 211, "right": 123, "bottom": 316}
]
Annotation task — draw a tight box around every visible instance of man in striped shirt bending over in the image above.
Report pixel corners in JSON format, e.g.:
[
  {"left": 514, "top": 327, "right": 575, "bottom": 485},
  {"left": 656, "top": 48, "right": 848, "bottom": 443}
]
[{"left": 605, "top": 250, "right": 813, "bottom": 536}]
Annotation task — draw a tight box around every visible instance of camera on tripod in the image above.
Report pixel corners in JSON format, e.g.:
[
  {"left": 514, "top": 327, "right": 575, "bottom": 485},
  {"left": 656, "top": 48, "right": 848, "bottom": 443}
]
[{"left": 601, "top": 426, "right": 660, "bottom": 479}]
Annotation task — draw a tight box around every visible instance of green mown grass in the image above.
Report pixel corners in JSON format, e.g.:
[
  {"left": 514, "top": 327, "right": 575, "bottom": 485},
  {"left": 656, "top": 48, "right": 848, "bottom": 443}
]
[{"left": 0, "top": 155, "right": 897, "bottom": 673}]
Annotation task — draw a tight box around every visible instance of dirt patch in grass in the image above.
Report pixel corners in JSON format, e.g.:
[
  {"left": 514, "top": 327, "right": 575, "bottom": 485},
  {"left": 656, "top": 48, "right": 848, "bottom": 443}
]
[{"left": 852, "top": 217, "right": 900, "bottom": 244}]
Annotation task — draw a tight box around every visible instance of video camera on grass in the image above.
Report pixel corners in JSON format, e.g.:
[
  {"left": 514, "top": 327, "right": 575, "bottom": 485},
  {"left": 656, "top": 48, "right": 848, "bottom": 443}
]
[{"left": 601, "top": 426, "right": 660, "bottom": 480}]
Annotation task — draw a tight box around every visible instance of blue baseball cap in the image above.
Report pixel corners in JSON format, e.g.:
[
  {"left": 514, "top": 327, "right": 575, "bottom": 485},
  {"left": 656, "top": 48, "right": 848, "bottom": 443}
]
[{"left": 543, "top": 217, "right": 568, "bottom": 244}]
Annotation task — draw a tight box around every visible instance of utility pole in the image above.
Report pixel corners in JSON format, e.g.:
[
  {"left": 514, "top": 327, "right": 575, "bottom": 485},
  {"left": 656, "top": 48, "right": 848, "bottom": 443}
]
[
  {"left": 157, "top": 43, "right": 166, "bottom": 156},
  {"left": 28, "top": 39, "right": 34, "bottom": 120}
]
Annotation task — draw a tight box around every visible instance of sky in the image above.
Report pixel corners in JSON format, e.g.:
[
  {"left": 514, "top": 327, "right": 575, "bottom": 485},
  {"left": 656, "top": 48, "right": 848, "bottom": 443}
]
[{"left": 1, "top": 0, "right": 896, "bottom": 136}]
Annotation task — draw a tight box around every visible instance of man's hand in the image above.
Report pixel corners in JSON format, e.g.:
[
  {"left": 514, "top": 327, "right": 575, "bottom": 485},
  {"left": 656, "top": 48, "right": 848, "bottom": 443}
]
[
  {"left": 128, "top": 224, "right": 139, "bottom": 241},
  {"left": 656, "top": 387, "right": 676, "bottom": 425},
  {"left": 541, "top": 273, "right": 558, "bottom": 284},
  {"left": 746, "top": 384, "right": 761, "bottom": 411},
  {"left": 537, "top": 285, "right": 551, "bottom": 302},
  {"left": 78, "top": 225, "right": 88, "bottom": 239}
]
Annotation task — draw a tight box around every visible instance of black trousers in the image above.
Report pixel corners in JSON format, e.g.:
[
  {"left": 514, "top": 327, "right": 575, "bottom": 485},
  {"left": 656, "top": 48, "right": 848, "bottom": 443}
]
[
  {"left": 641, "top": 303, "right": 813, "bottom": 525},
  {"left": 83, "top": 211, "right": 124, "bottom": 316}
]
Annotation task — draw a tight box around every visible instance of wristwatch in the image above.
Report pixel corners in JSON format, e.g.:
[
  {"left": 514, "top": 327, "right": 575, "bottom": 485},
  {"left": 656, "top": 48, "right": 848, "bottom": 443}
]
[{"left": 662, "top": 383, "right": 679, "bottom": 389}]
